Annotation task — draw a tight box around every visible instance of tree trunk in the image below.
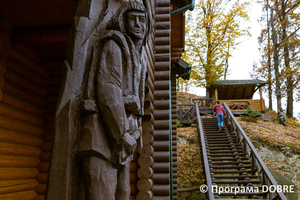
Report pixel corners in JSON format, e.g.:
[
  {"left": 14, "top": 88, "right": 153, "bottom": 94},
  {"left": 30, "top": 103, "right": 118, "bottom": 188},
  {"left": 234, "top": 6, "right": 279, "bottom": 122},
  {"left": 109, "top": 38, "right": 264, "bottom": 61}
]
[
  {"left": 281, "top": 1, "right": 293, "bottom": 118},
  {"left": 270, "top": 8, "right": 283, "bottom": 120},
  {"left": 267, "top": 3, "right": 273, "bottom": 110}
]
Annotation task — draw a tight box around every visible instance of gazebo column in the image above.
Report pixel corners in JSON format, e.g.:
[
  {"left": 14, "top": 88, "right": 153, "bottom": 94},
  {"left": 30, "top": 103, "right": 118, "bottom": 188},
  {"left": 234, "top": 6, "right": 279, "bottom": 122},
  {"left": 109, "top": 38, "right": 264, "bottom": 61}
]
[
  {"left": 214, "top": 88, "right": 218, "bottom": 101},
  {"left": 259, "top": 86, "right": 263, "bottom": 111}
]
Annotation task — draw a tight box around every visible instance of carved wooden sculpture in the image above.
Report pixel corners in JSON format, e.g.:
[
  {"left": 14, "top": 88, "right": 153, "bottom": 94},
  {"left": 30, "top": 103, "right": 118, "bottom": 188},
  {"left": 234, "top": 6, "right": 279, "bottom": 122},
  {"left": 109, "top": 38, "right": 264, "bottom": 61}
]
[{"left": 46, "top": 1, "right": 150, "bottom": 200}]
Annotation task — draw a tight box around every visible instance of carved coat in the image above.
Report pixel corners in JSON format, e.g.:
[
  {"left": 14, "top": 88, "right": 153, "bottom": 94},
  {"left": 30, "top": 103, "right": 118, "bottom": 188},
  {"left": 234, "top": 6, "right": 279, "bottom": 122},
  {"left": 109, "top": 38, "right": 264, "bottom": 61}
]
[{"left": 77, "top": 30, "right": 147, "bottom": 163}]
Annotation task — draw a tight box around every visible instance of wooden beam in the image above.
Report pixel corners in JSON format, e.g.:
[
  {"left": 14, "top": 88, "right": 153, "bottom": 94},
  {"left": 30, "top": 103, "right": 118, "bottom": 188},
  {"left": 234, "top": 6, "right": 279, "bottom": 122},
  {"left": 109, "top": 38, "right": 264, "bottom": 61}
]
[
  {"left": 214, "top": 88, "right": 218, "bottom": 101},
  {"left": 242, "top": 87, "right": 247, "bottom": 99},
  {"left": 11, "top": 27, "right": 71, "bottom": 45}
]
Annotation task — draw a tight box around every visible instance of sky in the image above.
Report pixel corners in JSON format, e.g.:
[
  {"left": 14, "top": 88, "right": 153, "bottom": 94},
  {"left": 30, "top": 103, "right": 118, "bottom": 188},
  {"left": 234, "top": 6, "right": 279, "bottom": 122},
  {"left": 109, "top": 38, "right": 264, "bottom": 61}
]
[{"left": 186, "top": 0, "right": 300, "bottom": 119}]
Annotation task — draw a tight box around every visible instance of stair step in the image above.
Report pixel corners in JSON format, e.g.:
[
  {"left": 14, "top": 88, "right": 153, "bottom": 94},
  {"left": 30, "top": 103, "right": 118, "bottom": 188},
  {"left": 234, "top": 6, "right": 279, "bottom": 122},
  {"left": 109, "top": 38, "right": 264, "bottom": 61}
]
[
  {"left": 208, "top": 153, "right": 245, "bottom": 157},
  {"left": 211, "top": 161, "right": 251, "bottom": 165},
  {"left": 212, "top": 175, "right": 259, "bottom": 179},
  {"left": 213, "top": 180, "right": 261, "bottom": 184},
  {"left": 212, "top": 165, "right": 251, "bottom": 169},
  {"left": 211, "top": 170, "right": 252, "bottom": 174}
]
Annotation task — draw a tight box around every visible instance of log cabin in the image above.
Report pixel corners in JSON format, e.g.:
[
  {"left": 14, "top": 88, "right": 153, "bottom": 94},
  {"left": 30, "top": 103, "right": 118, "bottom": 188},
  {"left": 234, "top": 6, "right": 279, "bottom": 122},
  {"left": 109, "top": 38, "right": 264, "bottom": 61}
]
[{"left": 0, "top": 0, "right": 193, "bottom": 199}]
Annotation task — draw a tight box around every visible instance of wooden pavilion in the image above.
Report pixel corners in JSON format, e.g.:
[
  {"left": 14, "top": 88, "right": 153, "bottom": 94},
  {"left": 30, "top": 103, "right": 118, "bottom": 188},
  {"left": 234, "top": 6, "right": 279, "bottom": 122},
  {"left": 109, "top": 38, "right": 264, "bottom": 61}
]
[
  {"left": 210, "top": 79, "right": 268, "bottom": 113},
  {"left": 0, "top": 0, "right": 192, "bottom": 199}
]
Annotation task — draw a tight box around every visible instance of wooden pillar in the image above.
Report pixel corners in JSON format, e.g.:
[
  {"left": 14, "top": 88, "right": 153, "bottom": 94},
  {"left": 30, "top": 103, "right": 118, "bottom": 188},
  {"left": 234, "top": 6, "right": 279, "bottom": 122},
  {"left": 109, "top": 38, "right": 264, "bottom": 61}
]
[
  {"left": 214, "top": 88, "right": 218, "bottom": 101},
  {"left": 259, "top": 86, "right": 263, "bottom": 111}
]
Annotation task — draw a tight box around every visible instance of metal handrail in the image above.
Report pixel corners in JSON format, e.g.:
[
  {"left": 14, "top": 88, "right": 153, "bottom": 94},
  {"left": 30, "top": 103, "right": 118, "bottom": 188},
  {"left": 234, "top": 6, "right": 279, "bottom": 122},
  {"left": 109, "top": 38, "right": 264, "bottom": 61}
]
[
  {"left": 223, "top": 102, "right": 287, "bottom": 200},
  {"left": 195, "top": 104, "right": 215, "bottom": 200}
]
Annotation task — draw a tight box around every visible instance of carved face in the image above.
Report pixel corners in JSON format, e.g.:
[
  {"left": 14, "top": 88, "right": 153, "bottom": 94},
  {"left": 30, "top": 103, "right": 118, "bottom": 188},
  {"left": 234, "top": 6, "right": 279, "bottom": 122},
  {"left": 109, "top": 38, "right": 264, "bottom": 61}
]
[{"left": 125, "top": 10, "right": 146, "bottom": 39}]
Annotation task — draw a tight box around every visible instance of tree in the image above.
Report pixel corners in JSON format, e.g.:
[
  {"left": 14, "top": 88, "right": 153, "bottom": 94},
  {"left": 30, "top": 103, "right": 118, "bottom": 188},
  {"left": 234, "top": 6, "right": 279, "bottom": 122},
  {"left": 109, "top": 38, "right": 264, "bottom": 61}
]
[
  {"left": 253, "top": 0, "right": 300, "bottom": 120},
  {"left": 182, "top": 0, "right": 251, "bottom": 97}
]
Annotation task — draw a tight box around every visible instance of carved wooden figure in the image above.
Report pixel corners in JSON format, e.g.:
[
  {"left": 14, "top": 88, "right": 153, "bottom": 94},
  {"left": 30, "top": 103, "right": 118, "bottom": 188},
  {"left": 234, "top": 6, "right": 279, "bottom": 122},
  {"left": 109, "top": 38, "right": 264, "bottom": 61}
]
[{"left": 45, "top": 1, "right": 150, "bottom": 200}]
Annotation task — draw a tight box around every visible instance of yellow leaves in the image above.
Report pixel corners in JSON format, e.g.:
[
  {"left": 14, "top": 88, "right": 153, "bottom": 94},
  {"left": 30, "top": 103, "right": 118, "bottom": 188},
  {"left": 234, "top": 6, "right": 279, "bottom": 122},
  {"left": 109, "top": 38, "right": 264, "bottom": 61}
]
[{"left": 184, "top": 0, "right": 251, "bottom": 88}]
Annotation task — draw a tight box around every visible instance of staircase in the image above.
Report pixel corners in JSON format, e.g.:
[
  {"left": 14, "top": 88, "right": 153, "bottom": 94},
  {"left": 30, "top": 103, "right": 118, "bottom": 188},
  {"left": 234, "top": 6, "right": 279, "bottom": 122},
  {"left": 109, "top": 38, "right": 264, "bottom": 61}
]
[{"left": 195, "top": 103, "right": 287, "bottom": 200}]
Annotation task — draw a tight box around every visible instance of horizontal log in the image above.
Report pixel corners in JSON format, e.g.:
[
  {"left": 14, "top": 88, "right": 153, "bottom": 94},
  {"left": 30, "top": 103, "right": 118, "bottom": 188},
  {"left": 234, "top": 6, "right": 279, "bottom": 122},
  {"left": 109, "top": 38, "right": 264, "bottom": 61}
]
[
  {"left": 137, "top": 166, "right": 153, "bottom": 179},
  {"left": 43, "top": 122, "right": 53, "bottom": 132},
  {"left": 145, "top": 75, "right": 154, "bottom": 94},
  {"left": 155, "top": 54, "right": 170, "bottom": 62},
  {"left": 153, "top": 100, "right": 176, "bottom": 109},
  {"left": 0, "top": 115, "right": 44, "bottom": 136},
  {"left": 155, "top": 61, "right": 170, "bottom": 71},
  {"left": 156, "top": 0, "right": 170, "bottom": 7},
  {"left": 0, "top": 75, "right": 3, "bottom": 88},
  {"left": 153, "top": 141, "right": 170, "bottom": 151},
  {"left": 44, "top": 112, "right": 55, "bottom": 122},
  {"left": 145, "top": 87, "right": 154, "bottom": 104},
  {"left": 138, "top": 154, "right": 154, "bottom": 167},
  {"left": 155, "top": 37, "right": 170, "bottom": 45},
  {"left": 39, "top": 58, "right": 64, "bottom": 71},
  {"left": 153, "top": 184, "right": 170, "bottom": 196},
  {"left": 6, "top": 58, "right": 49, "bottom": 87},
  {"left": 35, "top": 184, "right": 46, "bottom": 195},
  {"left": 11, "top": 26, "right": 70, "bottom": 45},
  {"left": 131, "top": 184, "right": 138, "bottom": 196},
  {"left": 156, "top": 22, "right": 170, "bottom": 29},
  {"left": 0, "top": 179, "right": 39, "bottom": 194},
  {"left": 0, "top": 62, "right": 6, "bottom": 74},
  {"left": 137, "top": 190, "right": 153, "bottom": 200},
  {"left": 138, "top": 143, "right": 154, "bottom": 156},
  {"left": 0, "top": 190, "right": 37, "bottom": 200},
  {"left": 40, "top": 142, "right": 51, "bottom": 152},
  {"left": 36, "top": 173, "right": 47, "bottom": 183},
  {"left": 45, "top": 103, "right": 57, "bottom": 112},
  {"left": 0, "top": 142, "right": 42, "bottom": 157},
  {"left": 153, "top": 162, "right": 170, "bottom": 173},
  {"left": 39, "top": 152, "right": 51, "bottom": 162},
  {"left": 8, "top": 47, "right": 50, "bottom": 78},
  {"left": 153, "top": 110, "right": 174, "bottom": 120},
  {"left": 37, "top": 162, "right": 49, "bottom": 173},
  {"left": 41, "top": 131, "right": 52, "bottom": 142},
  {"left": 154, "top": 80, "right": 169, "bottom": 90},
  {"left": 2, "top": 81, "right": 47, "bottom": 107},
  {"left": 155, "top": 30, "right": 170, "bottom": 38},
  {"left": 155, "top": 45, "right": 170, "bottom": 53},
  {"left": 153, "top": 173, "right": 170, "bottom": 184},
  {"left": 0, "top": 102, "right": 45, "bottom": 126},
  {"left": 153, "top": 197, "right": 170, "bottom": 200},
  {"left": 46, "top": 94, "right": 59, "bottom": 103},
  {"left": 156, "top": 7, "right": 170, "bottom": 15},
  {"left": 1, "top": 91, "right": 46, "bottom": 116},
  {"left": 0, "top": 154, "right": 41, "bottom": 168},
  {"left": 130, "top": 172, "right": 138, "bottom": 184},
  {"left": 156, "top": 14, "right": 170, "bottom": 21},
  {"left": 0, "top": 128, "right": 43, "bottom": 147},
  {"left": 3, "top": 68, "right": 48, "bottom": 97},
  {"left": 0, "top": 168, "right": 39, "bottom": 180},
  {"left": 137, "top": 179, "right": 153, "bottom": 192},
  {"left": 153, "top": 151, "right": 177, "bottom": 162},
  {"left": 153, "top": 120, "right": 170, "bottom": 130},
  {"left": 47, "top": 85, "right": 61, "bottom": 94},
  {"left": 154, "top": 90, "right": 169, "bottom": 100},
  {"left": 35, "top": 195, "right": 45, "bottom": 200},
  {"left": 49, "top": 76, "right": 62, "bottom": 85},
  {"left": 130, "top": 162, "right": 138, "bottom": 173}
]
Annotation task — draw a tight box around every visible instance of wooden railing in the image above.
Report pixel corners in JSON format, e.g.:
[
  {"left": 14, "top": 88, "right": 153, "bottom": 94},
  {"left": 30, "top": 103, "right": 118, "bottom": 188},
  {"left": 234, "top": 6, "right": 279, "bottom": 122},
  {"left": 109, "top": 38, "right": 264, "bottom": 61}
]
[
  {"left": 223, "top": 102, "right": 287, "bottom": 200},
  {"left": 177, "top": 98, "right": 215, "bottom": 124},
  {"left": 195, "top": 104, "right": 215, "bottom": 200}
]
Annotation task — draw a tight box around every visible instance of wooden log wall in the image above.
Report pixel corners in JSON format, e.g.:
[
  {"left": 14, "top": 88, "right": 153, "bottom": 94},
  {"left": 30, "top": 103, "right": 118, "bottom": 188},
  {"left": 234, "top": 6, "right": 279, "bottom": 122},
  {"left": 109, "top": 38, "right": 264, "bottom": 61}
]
[
  {"left": 152, "top": 0, "right": 174, "bottom": 199},
  {"left": 136, "top": 1, "right": 156, "bottom": 199},
  {"left": 0, "top": 45, "right": 49, "bottom": 200}
]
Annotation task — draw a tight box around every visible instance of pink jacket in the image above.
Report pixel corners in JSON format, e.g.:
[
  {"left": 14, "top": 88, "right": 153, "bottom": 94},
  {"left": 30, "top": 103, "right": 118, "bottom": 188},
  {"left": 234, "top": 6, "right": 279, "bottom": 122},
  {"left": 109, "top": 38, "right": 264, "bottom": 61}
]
[{"left": 214, "top": 104, "right": 226, "bottom": 115}]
